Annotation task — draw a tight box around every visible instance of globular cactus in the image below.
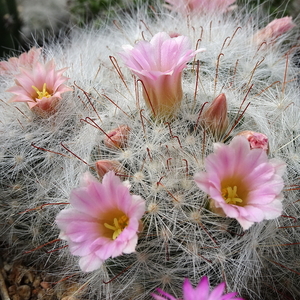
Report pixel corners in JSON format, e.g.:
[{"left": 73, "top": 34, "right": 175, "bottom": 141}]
[{"left": 0, "top": 1, "right": 299, "bottom": 299}]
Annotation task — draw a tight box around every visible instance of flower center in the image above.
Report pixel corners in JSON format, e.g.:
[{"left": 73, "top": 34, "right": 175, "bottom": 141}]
[
  {"left": 222, "top": 186, "right": 243, "bottom": 205},
  {"left": 104, "top": 215, "right": 129, "bottom": 240},
  {"left": 32, "top": 83, "right": 51, "bottom": 99}
]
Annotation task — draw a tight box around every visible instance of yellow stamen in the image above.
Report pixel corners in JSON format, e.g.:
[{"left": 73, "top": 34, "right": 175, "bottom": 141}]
[
  {"left": 32, "top": 83, "right": 51, "bottom": 99},
  {"left": 222, "top": 186, "right": 243, "bottom": 205},
  {"left": 104, "top": 215, "right": 129, "bottom": 240}
]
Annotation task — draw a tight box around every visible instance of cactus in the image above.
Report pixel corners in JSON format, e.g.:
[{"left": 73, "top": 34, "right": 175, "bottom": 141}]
[{"left": 0, "top": 1, "right": 299, "bottom": 299}]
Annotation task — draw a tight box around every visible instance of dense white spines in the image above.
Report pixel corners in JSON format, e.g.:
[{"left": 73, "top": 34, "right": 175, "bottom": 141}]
[{"left": 1, "top": 1, "right": 300, "bottom": 300}]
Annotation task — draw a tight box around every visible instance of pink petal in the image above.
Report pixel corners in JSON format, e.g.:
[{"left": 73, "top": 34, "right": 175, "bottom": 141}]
[
  {"left": 207, "top": 282, "right": 225, "bottom": 299},
  {"left": 258, "top": 198, "right": 283, "bottom": 219},
  {"left": 64, "top": 221, "right": 99, "bottom": 243},
  {"left": 235, "top": 205, "right": 265, "bottom": 222},
  {"left": 79, "top": 253, "right": 103, "bottom": 272},
  {"left": 70, "top": 187, "right": 104, "bottom": 218},
  {"left": 152, "top": 289, "right": 177, "bottom": 300},
  {"left": 236, "top": 218, "right": 254, "bottom": 230},
  {"left": 56, "top": 208, "right": 93, "bottom": 231},
  {"left": 69, "top": 240, "right": 93, "bottom": 256},
  {"left": 121, "top": 234, "right": 138, "bottom": 254},
  {"left": 194, "top": 276, "right": 210, "bottom": 298},
  {"left": 94, "top": 239, "right": 117, "bottom": 260},
  {"left": 194, "top": 172, "right": 211, "bottom": 194}
]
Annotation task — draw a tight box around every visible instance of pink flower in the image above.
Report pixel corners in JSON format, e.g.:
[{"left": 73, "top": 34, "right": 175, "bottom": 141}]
[
  {"left": 165, "top": 0, "right": 236, "bottom": 15},
  {"left": 202, "top": 93, "right": 229, "bottom": 139},
  {"left": 194, "top": 136, "right": 285, "bottom": 230},
  {"left": 253, "top": 16, "right": 295, "bottom": 45},
  {"left": 0, "top": 47, "right": 41, "bottom": 76},
  {"left": 236, "top": 131, "right": 269, "bottom": 153},
  {"left": 120, "top": 32, "right": 204, "bottom": 119},
  {"left": 55, "top": 171, "right": 146, "bottom": 272},
  {"left": 152, "top": 276, "right": 244, "bottom": 300},
  {"left": 7, "top": 60, "right": 72, "bottom": 115}
]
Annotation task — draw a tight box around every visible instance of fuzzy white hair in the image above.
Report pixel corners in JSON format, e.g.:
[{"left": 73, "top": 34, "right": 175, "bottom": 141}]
[{"left": 1, "top": 1, "right": 300, "bottom": 299}]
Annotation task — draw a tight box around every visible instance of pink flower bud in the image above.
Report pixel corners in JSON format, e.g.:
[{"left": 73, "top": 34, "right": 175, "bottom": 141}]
[
  {"left": 253, "top": 16, "right": 295, "bottom": 45},
  {"left": 236, "top": 131, "right": 269, "bottom": 153},
  {"left": 169, "top": 32, "right": 182, "bottom": 38},
  {"left": 202, "top": 93, "right": 229, "bottom": 138},
  {"left": 104, "top": 125, "right": 130, "bottom": 149},
  {"left": 95, "top": 160, "right": 123, "bottom": 178}
]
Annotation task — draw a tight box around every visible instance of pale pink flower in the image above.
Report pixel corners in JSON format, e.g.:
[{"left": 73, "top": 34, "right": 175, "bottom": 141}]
[
  {"left": 55, "top": 171, "right": 146, "bottom": 272},
  {"left": 194, "top": 136, "right": 285, "bottom": 230},
  {"left": 152, "top": 276, "right": 244, "bottom": 300},
  {"left": 202, "top": 93, "right": 229, "bottom": 139},
  {"left": 236, "top": 130, "right": 269, "bottom": 153},
  {"left": 7, "top": 60, "right": 72, "bottom": 115},
  {"left": 165, "top": 0, "right": 236, "bottom": 15},
  {"left": 0, "top": 47, "right": 41, "bottom": 76},
  {"left": 104, "top": 125, "right": 130, "bottom": 149},
  {"left": 120, "top": 32, "right": 204, "bottom": 119},
  {"left": 253, "top": 16, "right": 295, "bottom": 45}
]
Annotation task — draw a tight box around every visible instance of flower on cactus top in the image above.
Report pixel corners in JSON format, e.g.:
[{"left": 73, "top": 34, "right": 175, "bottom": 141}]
[
  {"left": 120, "top": 32, "right": 205, "bottom": 119},
  {"left": 236, "top": 130, "right": 269, "bottom": 153},
  {"left": 0, "top": 47, "right": 41, "bottom": 76},
  {"left": 7, "top": 60, "right": 72, "bottom": 115},
  {"left": 152, "top": 276, "right": 244, "bottom": 300},
  {"left": 253, "top": 16, "right": 295, "bottom": 45},
  {"left": 194, "top": 136, "right": 285, "bottom": 230},
  {"left": 55, "top": 171, "right": 146, "bottom": 272},
  {"left": 165, "top": 0, "right": 237, "bottom": 15}
]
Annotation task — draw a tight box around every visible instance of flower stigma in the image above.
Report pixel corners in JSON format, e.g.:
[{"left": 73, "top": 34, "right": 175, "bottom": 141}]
[
  {"left": 222, "top": 186, "right": 243, "bottom": 205},
  {"left": 32, "top": 83, "right": 51, "bottom": 99},
  {"left": 104, "top": 215, "right": 129, "bottom": 240}
]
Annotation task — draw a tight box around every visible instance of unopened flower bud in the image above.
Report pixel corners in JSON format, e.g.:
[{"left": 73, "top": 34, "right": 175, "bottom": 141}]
[
  {"left": 95, "top": 160, "right": 123, "bottom": 177},
  {"left": 253, "top": 16, "right": 295, "bottom": 45},
  {"left": 236, "top": 130, "right": 269, "bottom": 153},
  {"left": 169, "top": 32, "right": 181, "bottom": 38},
  {"left": 202, "top": 93, "right": 229, "bottom": 139},
  {"left": 104, "top": 125, "right": 130, "bottom": 149}
]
